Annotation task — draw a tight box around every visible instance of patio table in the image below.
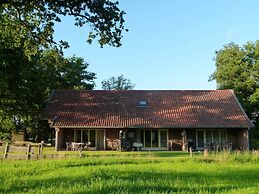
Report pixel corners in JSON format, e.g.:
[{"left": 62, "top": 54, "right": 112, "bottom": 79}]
[{"left": 72, "top": 142, "right": 84, "bottom": 151}]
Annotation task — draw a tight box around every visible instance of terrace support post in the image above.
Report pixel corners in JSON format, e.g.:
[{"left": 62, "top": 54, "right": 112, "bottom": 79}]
[
  {"left": 3, "top": 143, "right": 9, "bottom": 159},
  {"left": 55, "top": 127, "right": 60, "bottom": 151},
  {"left": 104, "top": 129, "right": 106, "bottom": 150},
  {"left": 244, "top": 129, "right": 249, "bottom": 150},
  {"left": 181, "top": 130, "right": 187, "bottom": 151}
]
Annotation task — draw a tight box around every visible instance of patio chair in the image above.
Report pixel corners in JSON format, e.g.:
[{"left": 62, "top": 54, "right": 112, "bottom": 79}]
[
  {"left": 224, "top": 142, "right": 233, "bottom": 151},
  {"left": 71, "top": 142, "right": 79, "bottom": 151},
  {"left": 112, "top": 139, "right": 120, "bottom": 151},
  {"left": 84, "top": 142, "right": 91, "bottom": 151},
  {"left": 168, "top": 140, "right": 173, "bottom": 151},
  {"left": 66, "top": 142, "right": 72, "bottom": 151}
]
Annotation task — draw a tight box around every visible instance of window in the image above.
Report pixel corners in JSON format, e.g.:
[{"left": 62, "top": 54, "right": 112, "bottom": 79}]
[
  {"left": 160, "top": 130, "right": 167, "bottom": 147},
  {"left": 152, "top": 130, "right": 159, "bottom": 147},
  {"left": 139, "top": 100, "right": 148, "bottom": 107},
  {"left": 74, "top": 129, "right": 96, "bottom": 147},
  {"left": 141, "top": 129, "right": 167, "bottom": 148},
  {"left": 206, "top": 130, "right": 213, "bottom": 143},
  {"left": 197, "top": 130, "right": 204, "bottom": 148},
  {"left": 220, "top": 130, "right": 227, "bottom": 143},
  {"left": 144, "top": 130, "right": 151, "bottom": 147},
  {"left": 196, "top": 129, "right": 228, "bottom": 149},
  {"left": 75, "top": 130, "right": 81, "bottom": 143},
  {"left": 213, "top": 130, "right": 219, "bottom": 143}
]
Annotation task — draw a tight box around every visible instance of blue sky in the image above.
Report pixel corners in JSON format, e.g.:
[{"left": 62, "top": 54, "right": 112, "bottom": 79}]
[{"left": 54, "top": 1, "right": 259, "bottom": 90}]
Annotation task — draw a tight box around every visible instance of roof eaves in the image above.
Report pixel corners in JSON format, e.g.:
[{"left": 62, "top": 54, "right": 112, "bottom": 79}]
[{"left": 52, "top": 125, "right": 250, "bottom": 129}]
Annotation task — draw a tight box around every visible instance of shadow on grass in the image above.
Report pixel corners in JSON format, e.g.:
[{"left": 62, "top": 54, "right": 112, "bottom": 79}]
[
  {"left": 2, "top": 165, "right": 259, "bottom": 193},
  {"left": 152, "top": 151, "right": 191, "bottom": 157}
]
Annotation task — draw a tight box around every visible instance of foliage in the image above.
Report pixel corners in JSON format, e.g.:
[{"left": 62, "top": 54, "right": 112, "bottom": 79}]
[
  {"left": 0, "top": 113, "right": 14, "bottom": 140},
  {"left": 101, "top": 74, "right": 135, "bottom": 90},
  {"left": 210, "top": 41, "right": 259, "bottom": 148},
  {"left": 1, "top": 152, "right": 259, "bottom": 193},
  {"left": 0, "top": 0, "right": 126, "bottom": 140},
  {"left": 0, "top": 48, "right": 96, "bottom": 141},
  {"left": 0, "top": 0, "right": 127, "bottom": 57}
]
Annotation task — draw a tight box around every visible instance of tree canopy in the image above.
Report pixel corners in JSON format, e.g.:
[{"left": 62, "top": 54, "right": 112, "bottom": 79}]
[
  {"left": 101, "top": 74, "right": 135, "bottom": 90},
  {"left": 0, "top": 0, "right": 127, "bottom": 56},
  {"left": 0, "top": 0, "right": 126, "bottom": 140},
  {"left": 0, "top": 48, "right": 96, "bottom": 140},
  {"left": 210, "top": 41, "right": 259, "bottom": 147}
]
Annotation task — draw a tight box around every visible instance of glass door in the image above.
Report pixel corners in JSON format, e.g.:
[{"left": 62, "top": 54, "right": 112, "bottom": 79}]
[
  {"left": 96, "top": 130, "right": 104, "bottom": 150},
  {"left": 75, "top": 130, "right": 82, "bottom": 142},
  {"left": 197, "top": 130, "right": 204, "bottom": 149},
  {"left": 151, "top": 130, "right": 158, "bottom": 147},
  {"left": 160, "top": 130, "right": 167, "bottom": 147},
  {"left": 74, "top": 129, "right": 96, "bottom": 147},
  {"left": 206, "top": 130, "right": 213, "bottom": 144},
  {"left": 143, "top": 129, "right": 167, "bottom": 148},
  {"left": 144, "top": 130, "right": 151, "bottom": 147}
]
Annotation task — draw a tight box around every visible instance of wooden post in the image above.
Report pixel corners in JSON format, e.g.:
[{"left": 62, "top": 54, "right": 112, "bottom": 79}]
[
  {"left": 79, "top": 150, "right": 82, "bottom": 158},
  {"left": 37, "top": 145, "right": 41, "bottom": 160},
  {"left": 3, "top": 143, "right": 9, "bottom": 159},
  {"left": 40, "top": 141, "right": 44, "bottom": 152},
  {"left": 189, "top": 147, "right": 193, "bottom": 157},
  {"left": 26, "top": 144, "right": 31, "bottom": 160},
  {"left": 204, "top": 148, "right": 209, "bottom": 158},
  {"left": 38, "top": 144, "right": 41, "bottom": 156},
  {"left": 216, "top": 145, "right": 219, "bottom": 154}
]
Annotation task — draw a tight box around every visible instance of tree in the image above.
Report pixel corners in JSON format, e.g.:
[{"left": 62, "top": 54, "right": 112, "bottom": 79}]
[
  {"left": 0, "top": 0, "right": 126, "bottom": 141},
  {"left": 210, "top": 41, "right": 259, "bottom": 148},
  {"left": 101, "top": 74, "right": 135, "bottom": 90},
  {"left": 0, "top": 0, "right": 127, "bottom": 56},
  {"left": 0, "top": 48, "right": 96, "bottom": 141}
]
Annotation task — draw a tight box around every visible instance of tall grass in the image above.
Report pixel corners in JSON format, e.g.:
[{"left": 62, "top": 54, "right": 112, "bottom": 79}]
[
  {"left": 1, "top": 151, "right": 259, "bottom": 193},
  {"left": 196, "top": 150, "right": 259, "bottom": 163}
]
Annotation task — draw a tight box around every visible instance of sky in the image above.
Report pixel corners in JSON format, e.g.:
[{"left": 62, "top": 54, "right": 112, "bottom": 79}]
[{"left": 54, "top": 1, "right": 259, "bottom": 90}]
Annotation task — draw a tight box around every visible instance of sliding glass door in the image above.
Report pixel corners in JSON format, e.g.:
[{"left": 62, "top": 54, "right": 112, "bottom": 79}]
[
  {"left": 141, "top": 129, "right": 168, "bottom": 148},
  {"left": 160, "top": 130, "right": 167, "bottom": 147},
  {"left": 144, "top": 130, "right": 151, "bottom": 147},
  {"left": 197, "top": 130, "right": 204, "bottom": 148},
  {"left": 196, "top": 129, "right": 228, "bottom": 149},
  {"left": 74, "top": 129, "right": 96, "bottom": 147}
]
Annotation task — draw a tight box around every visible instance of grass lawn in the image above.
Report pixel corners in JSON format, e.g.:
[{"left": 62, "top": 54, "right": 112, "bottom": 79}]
[{"left": 1, "top": 151, "right": 259, "bottom": 193}]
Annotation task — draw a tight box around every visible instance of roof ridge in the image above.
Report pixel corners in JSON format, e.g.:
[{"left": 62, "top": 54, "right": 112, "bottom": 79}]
[{"left": 52, "top": 89, "right": 233, "bottom": 92}]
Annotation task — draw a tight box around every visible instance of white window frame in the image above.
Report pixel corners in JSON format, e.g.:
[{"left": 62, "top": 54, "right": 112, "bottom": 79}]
[
  {"left": 142, "top": 129, "right": 168, "bottom": 148},
  {"left": 196, "top": 129, "right": 228, "bottom": 149},
  {"left": 74, "top": 129, "right": 97, "bottom": 147}
]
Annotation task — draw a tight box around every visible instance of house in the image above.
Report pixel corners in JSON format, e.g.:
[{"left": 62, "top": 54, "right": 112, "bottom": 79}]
[{"left": 42, "top": 90, "right": 254, "bottom": 151}]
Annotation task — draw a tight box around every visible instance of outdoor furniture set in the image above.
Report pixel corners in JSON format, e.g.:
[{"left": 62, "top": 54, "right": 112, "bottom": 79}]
[
  {"left": 204, "top": 142, "right": 233, "bottom": 151},
  {"left": 66, "top": 142, "right": 91, "bottom": 151}
]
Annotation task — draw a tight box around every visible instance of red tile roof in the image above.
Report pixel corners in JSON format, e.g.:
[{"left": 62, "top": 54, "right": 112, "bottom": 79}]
[{"left": 42, "top": 90, "right": 254, "bottom": 128}]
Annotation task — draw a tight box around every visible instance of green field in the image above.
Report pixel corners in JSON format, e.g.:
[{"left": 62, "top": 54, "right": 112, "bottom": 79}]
[{"left": 1, "top": 151, "right": 259, "bottom": 193}]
